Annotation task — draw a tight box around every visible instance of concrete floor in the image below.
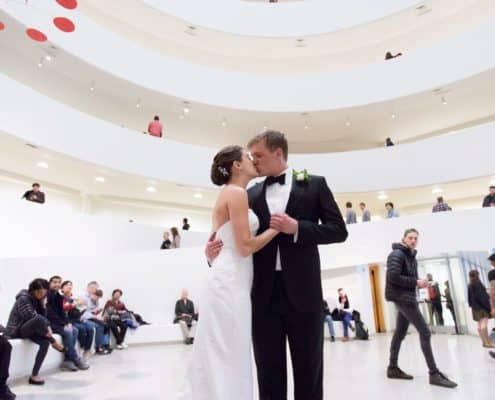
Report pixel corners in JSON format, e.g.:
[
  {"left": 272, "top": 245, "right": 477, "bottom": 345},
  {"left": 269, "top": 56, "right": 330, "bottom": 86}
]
[{"left": 10, "top": 334, "right": 493, "bottom": 400}]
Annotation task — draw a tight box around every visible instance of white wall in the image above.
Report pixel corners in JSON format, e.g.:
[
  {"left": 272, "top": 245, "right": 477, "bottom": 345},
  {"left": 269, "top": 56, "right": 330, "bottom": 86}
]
[
  {"left": 4, "top": 1, "right": 495, "bottom": 111},
  {"left": 2, "top": 74, "right": 495, "bottom": 192}
]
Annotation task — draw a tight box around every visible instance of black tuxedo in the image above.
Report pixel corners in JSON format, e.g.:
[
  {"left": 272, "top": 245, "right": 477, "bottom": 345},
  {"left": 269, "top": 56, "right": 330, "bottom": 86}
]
[{"left": 248, "top": 174, "right": 347, "bottom": 400}]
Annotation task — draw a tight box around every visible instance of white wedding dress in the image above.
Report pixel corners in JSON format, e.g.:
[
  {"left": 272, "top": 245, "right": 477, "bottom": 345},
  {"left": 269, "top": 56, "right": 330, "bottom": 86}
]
[{"left": 178, "top": 209, "right": 259, "bottom": 400}]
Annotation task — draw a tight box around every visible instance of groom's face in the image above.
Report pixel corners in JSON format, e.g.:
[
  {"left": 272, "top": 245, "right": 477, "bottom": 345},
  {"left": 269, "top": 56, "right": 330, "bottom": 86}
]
[{"left": 248, "top": 142, "right": 284, "bottom": 177}]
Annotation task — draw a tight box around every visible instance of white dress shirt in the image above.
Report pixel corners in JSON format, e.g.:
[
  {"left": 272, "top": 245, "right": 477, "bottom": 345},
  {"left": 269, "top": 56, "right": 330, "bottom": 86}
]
[{"left": 265, "top": 167, "right": 297, "bottom": 271}]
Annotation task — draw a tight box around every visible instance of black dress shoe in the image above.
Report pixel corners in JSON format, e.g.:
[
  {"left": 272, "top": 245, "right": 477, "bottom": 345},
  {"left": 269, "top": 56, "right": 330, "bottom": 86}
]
[
  {"left": 429, "top": 371, "right": 458, "bottom": 388},
  {"left": 29, "top": 377, "right": 45, "bottom": 385},
  {"left": 490, "top": 351, "right": 495, "bottom": 359},
  {"left": 0, "top": 385, "right": 16, "bottom": 400},
  {"left": 387, "top": 366, "right": 414, "bottom": 380}
]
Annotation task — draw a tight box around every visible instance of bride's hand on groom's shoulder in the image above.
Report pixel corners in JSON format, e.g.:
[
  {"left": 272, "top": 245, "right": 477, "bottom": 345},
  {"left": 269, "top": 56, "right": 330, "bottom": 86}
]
[{"left": 270, "top": 213, "right": 298, "bottom": 235}]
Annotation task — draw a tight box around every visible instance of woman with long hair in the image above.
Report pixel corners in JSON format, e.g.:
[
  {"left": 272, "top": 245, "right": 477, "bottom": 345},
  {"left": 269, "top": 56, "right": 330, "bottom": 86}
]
[
  {"left": 468, "top": 270, "right": 494, "bottom": 348},
  {"left": 171, "top": 227, "right": 181, "bottom": 248}
]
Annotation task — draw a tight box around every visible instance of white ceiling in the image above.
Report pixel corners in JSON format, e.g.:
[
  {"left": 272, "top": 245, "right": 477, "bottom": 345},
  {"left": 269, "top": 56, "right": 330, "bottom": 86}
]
[
  {"left": 1, "top": 11, "right": 495, "bottom": 153},
  {"left": 79, "top": 0, "right": 494, "bottom": 74},
  {"left": 0, "top": 130, "right": 491, "bottom": 218}
]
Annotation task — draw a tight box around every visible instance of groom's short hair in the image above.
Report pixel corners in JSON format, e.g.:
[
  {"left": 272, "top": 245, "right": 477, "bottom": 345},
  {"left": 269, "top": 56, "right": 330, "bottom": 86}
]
[{"left": 248, "top": 130, "right": 288, "bottom": 161}]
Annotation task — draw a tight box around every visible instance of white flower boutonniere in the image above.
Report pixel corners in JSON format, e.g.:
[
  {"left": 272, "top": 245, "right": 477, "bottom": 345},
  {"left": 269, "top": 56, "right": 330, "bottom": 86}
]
[{"left": 293, "top": 169, "right": 309, "bottom": 183}]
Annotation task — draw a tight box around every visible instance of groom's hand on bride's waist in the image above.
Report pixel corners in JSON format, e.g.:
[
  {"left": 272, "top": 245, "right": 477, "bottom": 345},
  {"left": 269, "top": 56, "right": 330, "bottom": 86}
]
[
  {"left": 205, "top": 233, "right": 223, "bottom": 263},
  {"left": 270, "top": 213, "right": 298, "bottom": 235}
]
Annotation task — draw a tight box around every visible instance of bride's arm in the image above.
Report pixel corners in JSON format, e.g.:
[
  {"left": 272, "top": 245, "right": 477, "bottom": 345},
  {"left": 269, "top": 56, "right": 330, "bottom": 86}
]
[{"left": 227, "top": 187, "right": 278, "bottom": 257}]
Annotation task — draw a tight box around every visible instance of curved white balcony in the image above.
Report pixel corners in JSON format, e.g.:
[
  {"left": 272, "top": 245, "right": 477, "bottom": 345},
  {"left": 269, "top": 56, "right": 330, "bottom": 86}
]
[
  {"left": 3, "top": 1, "right": 495, "bottom": 111},
  {"left": 1, "top": 73, "right": 494, "bottom": 193},
  {"left": 141, "top": 0, "right": 420, "bottom": 37}
]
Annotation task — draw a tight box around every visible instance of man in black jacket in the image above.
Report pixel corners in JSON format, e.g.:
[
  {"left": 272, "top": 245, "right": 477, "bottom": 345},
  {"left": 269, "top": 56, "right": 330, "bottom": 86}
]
[
  {"left": 47, "top": 276, "right": 89, "bottom": 371},
  {"left": 0, "top": 327, "right": 15, "bottom": 400},
  {"left": 385, "top": 229, "right": 457, "bottom": 388},
  {"left": 174, "top": 290, "right": 198, "bottom": 345},
  {"left": 482, "top": 185, "right": 495, "bottom": 207}
]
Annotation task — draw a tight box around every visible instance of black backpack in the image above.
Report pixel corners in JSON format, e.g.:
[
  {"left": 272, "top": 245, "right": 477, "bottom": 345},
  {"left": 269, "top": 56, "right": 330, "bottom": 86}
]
[{"left": 352, "top": 311, "right": 369, "bottom": 341}]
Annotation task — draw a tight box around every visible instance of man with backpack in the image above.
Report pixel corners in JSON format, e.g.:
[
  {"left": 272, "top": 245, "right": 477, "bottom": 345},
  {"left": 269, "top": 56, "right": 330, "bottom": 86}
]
[{"left": 385, "top": 229, "right": 457, "bottom": 388}]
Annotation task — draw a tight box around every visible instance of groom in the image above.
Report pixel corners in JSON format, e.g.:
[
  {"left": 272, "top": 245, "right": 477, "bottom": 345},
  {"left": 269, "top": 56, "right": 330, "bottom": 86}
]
[{"left": 207, "top": 130, "right": 348, "bottom": 400}]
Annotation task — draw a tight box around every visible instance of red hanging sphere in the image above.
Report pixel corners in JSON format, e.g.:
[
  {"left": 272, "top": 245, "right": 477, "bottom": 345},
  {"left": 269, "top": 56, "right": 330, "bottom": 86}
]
[
  {"left": 56, "top": 0, "right": 78, "bottom": 10},
  {"left": 53, "top": 17, "right": 75, "bottom": 33},
  {"left": 26, "top": 28, "right": 47, "bottom": 42}
]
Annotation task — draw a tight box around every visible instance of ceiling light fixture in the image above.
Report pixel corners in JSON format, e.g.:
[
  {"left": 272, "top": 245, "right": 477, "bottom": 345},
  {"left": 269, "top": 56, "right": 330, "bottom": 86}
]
[
  {"left": 136, "top": 99, "right": 141, "bottom": 109},
  {"left": 221, "top": 119, "right": 227, "bottom": 127},
  {"left": 193, "top": 192, "right": 203, "bottom": 199},
  {"left": 377, "top": 192, "right": 388, "bottom": 200},
  {"left": 345, "top": 120, "right": 351, "bottom": 127},
  {"left": 90, "top": 80, "right": 95, "bottom": 92},
  {"left": 146, "top": 186, "right": 157, "bottom": 193},
  {"left": 44, "top": 54, "right": 52, "bottom": 62},
  {"left": 391, "top": 113, "right": 396, "bottom": 120},
  {"left": 432, "top": 187, "right": 443, "bottom": 194},
  {"left": 295, "top": 38, "right": 306, "bottom": 48},
  {"left": 304, "top": 125, "right": 309, "bottom": 130},
  {"left": 183, "top": 101, "right": 190, "bottom": 114},
  {"left": 441, "top": 97, "right": 447, "bottom": 105},
  {"left": 37, "top": 161, "right": 48, "bottom": 168},
  {"left": 37, "top": 58, "right": 43, "bottom": 68},
  {"left": 95, "top": 176, "right": 105, "bottom": 183}
]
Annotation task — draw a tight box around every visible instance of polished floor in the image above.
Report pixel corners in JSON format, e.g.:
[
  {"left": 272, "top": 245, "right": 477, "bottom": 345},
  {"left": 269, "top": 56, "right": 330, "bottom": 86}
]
[{"left": 10, "top": 334, "right": 493, "bottom": 400}]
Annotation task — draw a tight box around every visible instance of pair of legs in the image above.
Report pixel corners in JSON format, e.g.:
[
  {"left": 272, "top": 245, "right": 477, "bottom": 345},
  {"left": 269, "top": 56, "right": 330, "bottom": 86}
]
[
  {"left": 83, "top": 320, "right": 109, "bottom": 350},
  {"left": 476, "top": 317, "right": 493, "bottom": 347},
  {"left": 389, "top": 302, "right": 439, "bottom": 374},
  {"left": 178, "top": 320, "right": 197, "bottom": 344},
  {"left": 18, "top": 315, "right": 59, "bottom": 381},
  {"left": 253, "top": 273, "right": 323, "bottom": 400},
  {"left": 106, "top": 320, "right": 128, "bottom": 345},
  {"left": 72, "top": 322, "right": 95, "bottom": 352},
  {"left": 0, "top": 335, "right": 13, "bottom": 397},
  {"left": 324, "top": 315, "right": 335, "bottom": 339},
  {"left": 341, "top": 312, "right": 353, "bottom": 338},
  {"left": 53, "top": 325, "right": 80, "bottom": 363},
  {"left": 430, "top": 301, "right": 444, "bottom": 326}
]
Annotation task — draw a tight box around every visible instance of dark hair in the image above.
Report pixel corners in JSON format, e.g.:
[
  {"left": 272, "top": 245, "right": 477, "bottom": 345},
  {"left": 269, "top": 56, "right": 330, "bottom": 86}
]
[
  {"left": 87, "top": 281, "right": 98, "bottom": 287},
  {"left": 248, "top": 130, "right": 288, "bottom": 161},
  {"left": 154, "top": 115, "right": 159, "bottom": 121},
  {"left": 488, "top": 253, "right": 495, "bottom": 262},
  {"left": 337, "top": 288, "right": 343, "bottom": 292},
  {"left": 94, "top": 289, "right": 103, "bottom": 298},
  {"left": 437, "top": 196, "right": 444, "bottom": 203},
  {"left": 28, "top": 278, "right": 49, "bottom": 294},
  {"left": 61, "top": 280, "right": 72, "bottom": 289},
  {"left": 385, "top": 202, "right": 394, "bottom": 208},
  {"left": 346, "top": 202, "right": 352, "bottom": 208},
  {"left": 171, "top": 227, "right": 180, "bottom": 238},
  {"left": 49, "top": 275, "right": 62, "bottom": 283},
  {"left": 403, "top": 228, "right": 419, "bottom": 238},
  {"left": 468, "top": 269, "right": 480, "bottom": 286},
  {"left": 183, "top": 218, "right": 188, "bottom": 223},
  {"left": 112, "top": 289, "right": 123, "bottom": 297},
  {"left": 359, "top": 202, "right": 366, "bottom": 207},
  {"left": 32, "top": 182, "right": 40, "bottom": 188},
  {"left": 210, "top": 145, "right": 243, "bottom": 186}
]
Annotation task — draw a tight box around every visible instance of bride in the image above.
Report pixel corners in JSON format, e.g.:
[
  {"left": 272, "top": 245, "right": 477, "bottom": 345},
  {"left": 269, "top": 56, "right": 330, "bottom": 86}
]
[{"left": 178, "top": 145, "right": 279, "bottom": 400}]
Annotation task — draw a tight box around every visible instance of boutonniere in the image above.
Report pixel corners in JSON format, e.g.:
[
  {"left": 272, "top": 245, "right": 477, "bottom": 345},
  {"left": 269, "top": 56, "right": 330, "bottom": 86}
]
[{"left": 293, "top": 169, "right": 309, "bottom": 183}]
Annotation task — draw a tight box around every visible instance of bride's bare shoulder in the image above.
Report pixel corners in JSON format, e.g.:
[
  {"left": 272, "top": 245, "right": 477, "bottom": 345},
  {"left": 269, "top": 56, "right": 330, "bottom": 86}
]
[{"left": 221, "top": 185, "right": 247, "bottom": 198}]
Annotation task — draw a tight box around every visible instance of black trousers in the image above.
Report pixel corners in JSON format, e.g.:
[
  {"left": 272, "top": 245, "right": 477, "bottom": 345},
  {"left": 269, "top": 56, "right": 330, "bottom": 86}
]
[
  {"left": 18, "top": 315, "right": 53, "bottom": 376},
  {"left": 0, "top": 335, "right": 12, "bottom": 390},
  {"left": 430, "top": 301, "right": 444, "bottom": 325},
  {"left": 389, "top": 302, "right": 439, "bottom": 374},
  {"left": 253, "top": 273, "right": 324, "bottom": 400},
  {"left": 107, "top": 320, "right": 128, "bottom": 345}
]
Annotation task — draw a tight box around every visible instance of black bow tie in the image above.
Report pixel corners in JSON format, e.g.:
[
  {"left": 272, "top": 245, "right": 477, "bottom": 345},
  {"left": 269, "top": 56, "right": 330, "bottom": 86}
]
[{"left": 265, "top": 174, "right": 286, "bottom": 186}]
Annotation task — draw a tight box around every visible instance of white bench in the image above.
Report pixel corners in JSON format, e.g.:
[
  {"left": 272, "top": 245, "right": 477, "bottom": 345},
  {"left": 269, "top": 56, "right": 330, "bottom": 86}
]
[
  {"left": 9, "top": 335, "right": 64, "bottom": 381},
  {"left": 125, "top": 323, "right": 184, "bottom": 345}
]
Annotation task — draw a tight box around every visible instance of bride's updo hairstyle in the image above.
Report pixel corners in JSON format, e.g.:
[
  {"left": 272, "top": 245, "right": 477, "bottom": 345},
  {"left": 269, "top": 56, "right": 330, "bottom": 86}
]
[{"left": 211, "top": 145, "right": 244, "bottom": 186}]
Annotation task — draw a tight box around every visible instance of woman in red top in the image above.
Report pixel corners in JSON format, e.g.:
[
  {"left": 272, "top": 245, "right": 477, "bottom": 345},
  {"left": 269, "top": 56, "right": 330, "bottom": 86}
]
[{"left": 103, "top": 289, "right": 129, "bottom": 349}]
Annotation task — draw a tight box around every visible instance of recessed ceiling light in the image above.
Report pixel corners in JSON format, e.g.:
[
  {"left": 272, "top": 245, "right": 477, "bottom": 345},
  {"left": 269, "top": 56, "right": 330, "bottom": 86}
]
[
  {"left": 136, "top": 99, "right": 141, "bottom": 109},
  {"left": 183, "top": 107, "right": 190, "bottom": 114},
  {"left": 304, "top": 125, "right": 309, "bottom": 130},
  {"left": 391, "top": 113, "right": 396, "bottom": 119},
  {"left": 37, "top": 58, "right": 43, "bottom": 68},
  {"left": 263, "top": 125, "right": 267, "bottom": 131},
  {"left": 95, "top": 176, "right": 105, "bottom": 183},
  {"left": 193, "top": 192, "right": 203, "bottom": 199},
  {"left": 377, "top": 192, "right": 388, "bottom": 200},
  {"left": 90, "top": 81, "right": 95, "bottom": 91},
  {"left": 44, "top": 54, "right": 52, "bottom": 62},
  {"left": 37, "top": 161, "right": 48, "bottom": 168},
  {"left": 345, "top": 120, "right": 351, "bottom": 127},
  {"left": 221, "top": 119, "right": 227, "bottom": 127},
  {"left": 441, "top": 97, "right": 447, "bottom": 105},
  {"left": 432, "top": 187, "right": 443, "bottom": 194},
  {"left": 146, "top": 186, "right": 157, "bottom": 193}
]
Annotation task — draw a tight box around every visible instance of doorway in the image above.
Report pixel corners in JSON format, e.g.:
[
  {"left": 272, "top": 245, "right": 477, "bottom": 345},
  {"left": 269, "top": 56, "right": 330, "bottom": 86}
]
[{"left": 369, "top": 264, "right": 386, "bottom": 333}]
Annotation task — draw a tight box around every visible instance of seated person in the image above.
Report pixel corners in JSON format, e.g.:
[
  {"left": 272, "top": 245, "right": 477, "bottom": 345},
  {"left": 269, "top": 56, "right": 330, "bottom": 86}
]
[
  {"left": 336, "top": 288, "right": 354, "bottom": 341},
  {"left": 62, "top": 281, "right": 95, "bottom": 360},
  {"left": 21, "top": 183, "right": 45, "bottom": 204},
  {"left": 5, "top": 278, "right": 64, "bottom": 385},
  {"left": 323, "top": 300, "right": 336, "bottom": 342},
  {"left": 46, "top": 276, "right": 89, "bottom": 371},
  {"left": 0, "top": 326, "right": 15, "bottom": 400},
  {"left": 160, "top": 232, "right": 172, "bottom": 250},
  {"left": 174, "top": 289, "right": 198, "bottom": 345},
  {"left": 81, "top": 283, "right": 112, "bottom": 355},
  {"left": 103, "top": 289, "right": 129, "bottom": 350}
]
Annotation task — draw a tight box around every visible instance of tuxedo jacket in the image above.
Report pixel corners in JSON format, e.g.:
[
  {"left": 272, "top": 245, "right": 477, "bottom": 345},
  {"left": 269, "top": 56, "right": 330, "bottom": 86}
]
[{"left": 248, "top": 174, "right": 348, "bottom": 313}]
